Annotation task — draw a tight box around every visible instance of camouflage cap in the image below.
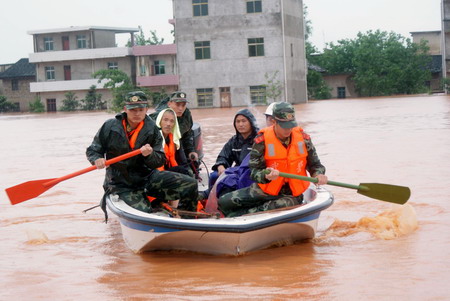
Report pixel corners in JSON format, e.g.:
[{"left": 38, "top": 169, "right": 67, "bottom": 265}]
[
  {"left": 169, "top": 91, "right": 188, "bottom": 103},
  {"left": 272, "top": 102, "right": 298, "bottom": 129},
  {"left": 125, "top": 91, "right": 148, "bottom": 109}
]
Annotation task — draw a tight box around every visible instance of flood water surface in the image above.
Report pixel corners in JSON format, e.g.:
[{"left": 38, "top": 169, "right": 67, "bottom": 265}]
[{"left": 1, "top": 95, "right": 449, "bottom": 300}]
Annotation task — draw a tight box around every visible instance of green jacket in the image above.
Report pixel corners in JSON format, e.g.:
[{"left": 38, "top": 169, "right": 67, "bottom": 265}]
[{"left": 86, "top": 112, "right": 165, "bottom": 194}]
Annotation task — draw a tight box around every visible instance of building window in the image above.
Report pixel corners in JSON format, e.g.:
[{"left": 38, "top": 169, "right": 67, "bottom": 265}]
[
  {"left": 195, "top": 41, "right": 211, "bottom": 60},
  {"left": 250, "top": 85, "right": 266, "bottom": 104},
  {"left": 248, "top": 38, "right": 264, "bottom": 57},
  {"left": 154, "top": 60, "right": 166, "bottom": 75},
  {"left": 77, "top": 35, "right": 87, "bottom": 49},
  {"left": 44, "top": 37, "right": 54, "bottom": 51},
  {"left": 193, "top": 0, "right": 208, "bottom": 17},
  {"left": 197, "top": 88, "right": 213, "bottom": 107},
  {"left": 247, "top": 0, "right": 262, "bottom": 13},
  {"left": 11, "top": 79, "right": 19, "bottom": 91},
  {"left": 45, "top": 66, "right": 55, "bottom": 80},
  {"left": 108, "top": 62, "right": 118, "bottom": 70},
  {"left": 140, "top": 65, "right": 146, "bottom": 76}
]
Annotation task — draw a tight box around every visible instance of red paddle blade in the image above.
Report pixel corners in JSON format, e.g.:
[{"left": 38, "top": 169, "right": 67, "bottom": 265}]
[{"left": 6, "top": 178, "right": 57, "bottom": 205}]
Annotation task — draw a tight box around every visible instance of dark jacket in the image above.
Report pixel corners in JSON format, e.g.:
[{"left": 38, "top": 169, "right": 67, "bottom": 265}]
[
  {"left": 86, "top": 112, "right": 165, "bottom": 194},
  {"left": 212, "top": 108, "right": 259, "bottom": 171},
  {"left": 150, "top": 98, "right": 195, "bottom": 156}
]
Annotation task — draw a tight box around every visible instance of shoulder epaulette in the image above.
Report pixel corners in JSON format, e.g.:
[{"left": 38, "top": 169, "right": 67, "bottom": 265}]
[
  {"left": 301, "top": 130, "right": 310, "bottom": 140},
  {"left": 254, "top": 133, "right": 265, "bottom": 144}
]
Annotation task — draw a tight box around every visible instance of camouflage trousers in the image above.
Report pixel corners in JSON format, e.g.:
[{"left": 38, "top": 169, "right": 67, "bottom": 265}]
[
  {"left": 118, "top": 170, "right": 198, "bottom": 213},
  {"left": 218, "top": 183, "right": 303, "bottom": 217}
]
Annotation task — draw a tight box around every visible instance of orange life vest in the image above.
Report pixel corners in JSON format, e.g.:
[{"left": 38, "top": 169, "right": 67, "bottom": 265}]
[
  {"left": 158, "top": 133, "right": 178, "bottom": 171},
  {"left": 258, "top": 126, "right": 309, "bottom": 196},
  {"left": 122, "top": 119, "right": 144, "bottom": 149}
]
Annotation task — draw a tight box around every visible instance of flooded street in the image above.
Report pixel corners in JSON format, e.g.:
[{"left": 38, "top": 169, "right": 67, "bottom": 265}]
[{"left": 1, "top": 95, "right": 449, "bottom": 300}]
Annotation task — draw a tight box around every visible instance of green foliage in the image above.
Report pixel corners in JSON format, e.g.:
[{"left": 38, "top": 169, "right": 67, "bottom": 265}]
[
  {"left": 0, "top": 95, "right": 16, "bottom": 112},
  {"left": 127, "top": 26, "right": 165, "bottom": 46},
  {"left": 318, "top": 30, "right": 432, "bottom": 97},
  {"left": 81, "top": 85, "right": 106, "bottom": 110},
  {"left": 148, "top": 88, "right": 169, "bottom": 108},
  {"left": 304, "top": 4, "right": 330, "bottom": 100},
  {"left": 60, "top": 91, "right": 79, "bottom": 111},
  {"left": 307, "top": 70, "right": 332, "bottom": 100},
  {"left": 29, "top": 96, "right": 45, "bottom": 112},
  {"left": 93, "top": 69, "right": 136, "bottom": 112},
  {"left": 263, "top": 71, "right": 283, "bottom": 102},
  {"left": 440, "top": 77, "right": 450, "bottom": 92}
]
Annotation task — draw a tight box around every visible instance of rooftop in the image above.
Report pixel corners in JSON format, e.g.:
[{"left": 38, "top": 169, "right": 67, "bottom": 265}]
[
  {"left": 27, "top": 26, "right": 139, "bottom": 35},
  {"left": 0, "top": 58, "right": 35, "bottom": 79}
]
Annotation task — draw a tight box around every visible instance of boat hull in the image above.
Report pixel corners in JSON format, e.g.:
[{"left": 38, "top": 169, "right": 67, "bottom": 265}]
[{"left": 107, "top": 187, "right": 333, "bottom": 256}]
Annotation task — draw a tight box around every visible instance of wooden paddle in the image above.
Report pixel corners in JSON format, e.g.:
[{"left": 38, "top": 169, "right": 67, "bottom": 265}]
[
  {"left": 6, "top": 149, "right": 142, "bottom": 205},
  {"left": 276, "top": 171, "right": 411, "bottom": 204}
]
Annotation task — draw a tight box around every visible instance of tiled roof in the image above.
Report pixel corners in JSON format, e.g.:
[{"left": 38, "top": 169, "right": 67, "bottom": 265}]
[{"left": 0, "top": 58, "right": 35, "bottom": 79}]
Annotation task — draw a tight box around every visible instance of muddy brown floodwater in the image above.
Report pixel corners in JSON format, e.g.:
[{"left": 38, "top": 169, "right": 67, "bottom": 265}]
[{"left": 1, "top": 94, "right": 449, "bottom": 300}]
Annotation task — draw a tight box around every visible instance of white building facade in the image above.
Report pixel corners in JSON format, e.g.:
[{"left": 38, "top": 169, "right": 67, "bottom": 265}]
[
  {"left": 28, "top": 26, "right": 138, "bottom": 111},
  {"left": 173, "top": 0, "right": 307, "bottom": 107}
]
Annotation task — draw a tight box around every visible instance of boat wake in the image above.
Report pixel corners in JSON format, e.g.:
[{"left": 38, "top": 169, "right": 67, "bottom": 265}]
[{"left": 318, "top": 204, "right": 418, "bottom": 240}]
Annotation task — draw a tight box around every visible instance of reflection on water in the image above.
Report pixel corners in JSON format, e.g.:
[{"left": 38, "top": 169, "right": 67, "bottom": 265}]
[{"left": 1, "top": 95, "right": 450, "bottom": 300}]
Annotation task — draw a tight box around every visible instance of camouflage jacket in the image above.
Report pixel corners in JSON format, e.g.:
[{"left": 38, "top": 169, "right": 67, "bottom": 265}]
[
  {"left": 86, "top": 112, "right": 165, "bottom": 194},
  {"left": 249, "top": 127, "right": 326, "bottom": 186}
]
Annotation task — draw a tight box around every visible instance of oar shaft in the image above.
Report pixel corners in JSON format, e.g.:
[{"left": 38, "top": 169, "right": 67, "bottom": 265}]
[
  {"left": 44, "top": 149, "right": 142, "bottom": 187},
  {"left": 278, "top": 172, "right": 367, "bottom": 191}
]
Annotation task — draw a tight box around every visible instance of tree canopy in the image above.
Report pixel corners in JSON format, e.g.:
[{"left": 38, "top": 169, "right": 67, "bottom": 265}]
[
  {"left": 127, "top": 26, "right": 165, "bottom": 46},
  {"left": 317, "top": 30, "right": 431, "bottom": 97}
]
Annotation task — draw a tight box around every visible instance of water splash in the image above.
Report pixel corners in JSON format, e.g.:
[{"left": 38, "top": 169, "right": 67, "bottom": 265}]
[
  {"left": 25, "top": 229, "right": 50, "bottom": 244},
  {"left": 321, "top": 204, "right": 418, "bottom": 240}
]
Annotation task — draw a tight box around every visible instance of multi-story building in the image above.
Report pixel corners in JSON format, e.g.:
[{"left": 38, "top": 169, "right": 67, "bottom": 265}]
[
  {"left": 0, "top": 58, "right": 36, "bottom": 111},
  {"left": 133, "top": 44, "right": 179, "bottom": 93},
  {"left": 442, "top": 0, "right": 450, "bottom": 85},
  {"left": 411, "top": 30, "right": 443, "bottom": 92},
  {"left": 28, "top": 26, "right": 138, "bottom": 111},
  {"left": 173, "top": 0, "right": 307, "bottom": 107}
]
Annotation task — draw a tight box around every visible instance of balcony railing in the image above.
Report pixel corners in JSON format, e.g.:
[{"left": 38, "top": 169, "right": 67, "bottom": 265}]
[
  {"left": 30, "top": 79, "right": 109, "bottom": 92},
  {"left": 29, "top": 47, "right": 133, "bottom": 63},
  {"left": 136, "top": 74, "right": 179, "bottom": 87}
]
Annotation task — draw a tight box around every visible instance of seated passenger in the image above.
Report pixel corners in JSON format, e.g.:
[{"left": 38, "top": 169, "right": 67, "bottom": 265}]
[
  {"left": 209, "top": 108, "right": 259, "bottom": 189},
  {"left": 150, "top": 92, "right": 199, "bottom": 162},
  {"left": 154, "top": 108, "right": 191, "bottom": 175}
]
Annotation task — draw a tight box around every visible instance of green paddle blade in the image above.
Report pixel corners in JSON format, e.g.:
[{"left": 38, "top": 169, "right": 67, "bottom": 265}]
[{"left": 358, "top": 183, "right": 411, "bottom": 204}]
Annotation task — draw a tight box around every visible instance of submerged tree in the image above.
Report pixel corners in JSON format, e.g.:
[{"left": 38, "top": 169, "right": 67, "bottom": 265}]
[
  {"left": 318, "top": 30, "right": 431, "bottom": 97},
  {"left": 81, "top": 85, "right": 105, "bottom": 110},
  {"left": 0, "top": 95, "right": 16, "bottom": 112},
  {"left": 263, "top": 71, "right": 284, "bottom": 103},
  {"left": 127, "top": 26, "right": 165, "bottom": 46},
  {"left": 304, "top": 5, "right": 331, "bottom": 99},
  {"left": 60, "top": 91, "right": 79, "bottom": 111},
  {"left": 29, "top": 96, "right": 45, "bottom": 113},
  {"left": 93, "top": 69, "right": 135, "bottom": 112}
]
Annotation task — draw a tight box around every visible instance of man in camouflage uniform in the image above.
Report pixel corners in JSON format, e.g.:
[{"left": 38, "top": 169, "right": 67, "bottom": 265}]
[
  {"left": 218, "top": 102, "right": 328, "bottom": 217},
  {"left": 86, "top": 91, "right": 198, "bottom": 214},
  {"left": 150, "top": 91, "right": 198, "bottom": 162}
]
